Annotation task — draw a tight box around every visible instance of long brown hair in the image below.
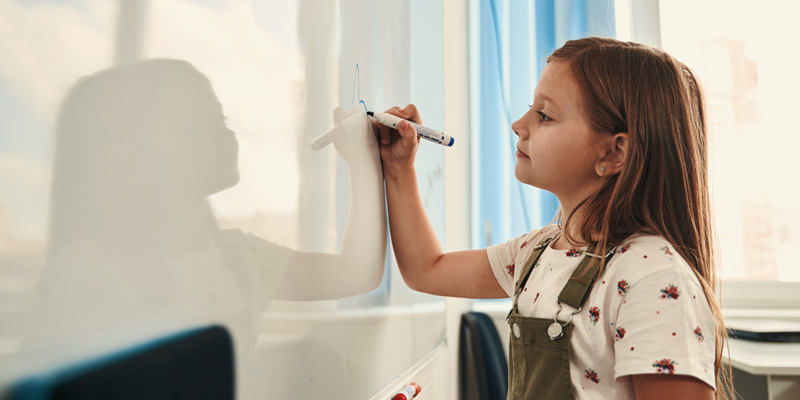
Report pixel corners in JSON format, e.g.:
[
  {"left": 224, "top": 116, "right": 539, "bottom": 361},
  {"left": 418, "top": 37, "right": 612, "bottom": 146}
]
[{"left": 548, "top": 37, "right": 731, "bottom": 399}]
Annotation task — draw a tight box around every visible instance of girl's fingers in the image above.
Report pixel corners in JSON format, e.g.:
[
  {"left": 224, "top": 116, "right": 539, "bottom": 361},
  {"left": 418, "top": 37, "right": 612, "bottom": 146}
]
[
  {"left": 376, "top": 104, "right": 421, "bottom": 166},
  {"left": 397, "top": 120, "right": 419, "bottom": 153},
  {"left": 397, "top": 120, "right": 417, "bottom": 140},
  {"left": 398, "top": 104, "right": 423, "bottom": 125},
  {"left": 385, "top": 106, "right": 407, "bottom": 121},
  {"left": 376, "top": 122, "right": 391, "bottom": 145},
  {"left": 385, "top": 104, "right": 423, "bottom": 127},
  {"left": 376, "top": 122, "right": 401, "bottom": 146},
  {"left": 384, "top": 106, "right": 402, "bottom": 114},
  {"left": 384, "top": 106, "right": 403, "bottom": 122},
  {"left": 377, "top": 107, "right": 401, "bottom": 146}
]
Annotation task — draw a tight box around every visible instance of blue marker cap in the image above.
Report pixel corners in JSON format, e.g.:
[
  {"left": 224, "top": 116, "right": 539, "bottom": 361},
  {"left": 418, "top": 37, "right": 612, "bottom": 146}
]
[{"left": 448, "top": 137, "right": 454, "bottom": 147}]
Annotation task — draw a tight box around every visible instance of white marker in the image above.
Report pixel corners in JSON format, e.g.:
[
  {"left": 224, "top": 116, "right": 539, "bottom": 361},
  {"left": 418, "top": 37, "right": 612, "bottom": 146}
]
[
  {"left": 310, "top": 111, "right": 366, "bottom": 151},
  {"left": 368, "top": 111, "right": 454, "bottom": 147},
  {"left": 310, "top": 125, "right": 336, "bottom": 151}
]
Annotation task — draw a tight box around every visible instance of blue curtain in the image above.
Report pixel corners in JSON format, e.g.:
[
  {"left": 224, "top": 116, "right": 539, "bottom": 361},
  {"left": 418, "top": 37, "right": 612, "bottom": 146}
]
[{"left": 471, "top": 0, "right": 616, "bottom": 248}]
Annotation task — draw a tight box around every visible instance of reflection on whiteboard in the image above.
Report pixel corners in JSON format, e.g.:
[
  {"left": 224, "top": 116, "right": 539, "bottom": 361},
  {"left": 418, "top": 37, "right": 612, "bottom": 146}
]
[
  {"left": 0, "top": 0, "right": 446, "bottom": 399},
  {"left": 17, "top": 58, "right": 387, "bottom": 399}
]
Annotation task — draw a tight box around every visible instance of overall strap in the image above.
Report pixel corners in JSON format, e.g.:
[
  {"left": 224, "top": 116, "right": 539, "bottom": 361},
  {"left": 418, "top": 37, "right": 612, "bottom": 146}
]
[
  {"left": 509, "top": 233, "right": 559, "bottom": 317},
  {"left": 557, "top": 244, "right": 616, "bottom": 309}
]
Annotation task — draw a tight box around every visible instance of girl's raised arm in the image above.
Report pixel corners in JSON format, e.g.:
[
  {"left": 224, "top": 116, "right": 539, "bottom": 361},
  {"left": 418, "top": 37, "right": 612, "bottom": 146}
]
[{"left": 378, "top": 104, "right": 506, "bottom": 299}]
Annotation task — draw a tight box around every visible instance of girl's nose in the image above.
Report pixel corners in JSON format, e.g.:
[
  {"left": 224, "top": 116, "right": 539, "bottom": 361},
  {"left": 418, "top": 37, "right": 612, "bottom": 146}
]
[{"left": 511, "top": 119, "right": 524, "bottom": 139}]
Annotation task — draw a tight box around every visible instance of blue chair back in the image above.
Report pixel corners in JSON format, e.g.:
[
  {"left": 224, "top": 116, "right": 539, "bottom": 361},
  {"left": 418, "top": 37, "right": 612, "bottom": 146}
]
[
  {"left": 8, "top": 325, "right": 234, "bottom": 400},
  {"left": 459, "top": 311, "right": 508, "bottom": 400}
]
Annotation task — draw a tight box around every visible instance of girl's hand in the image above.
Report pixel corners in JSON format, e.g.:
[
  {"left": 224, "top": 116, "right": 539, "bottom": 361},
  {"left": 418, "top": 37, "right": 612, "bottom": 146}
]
[{"left": 376, "top": 104, "right": 421, "bottom": 174}]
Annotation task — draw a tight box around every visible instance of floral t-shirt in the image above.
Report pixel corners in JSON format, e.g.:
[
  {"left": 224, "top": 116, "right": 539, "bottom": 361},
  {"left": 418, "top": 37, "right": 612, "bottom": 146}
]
[{"left": 487, "top": 225, "right": 716, "bottom": 399}]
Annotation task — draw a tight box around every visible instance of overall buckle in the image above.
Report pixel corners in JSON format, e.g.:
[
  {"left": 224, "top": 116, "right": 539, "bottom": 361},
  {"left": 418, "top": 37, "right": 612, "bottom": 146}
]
[{"left": 548, "top": 303, "right": 582, "bottom": 341}]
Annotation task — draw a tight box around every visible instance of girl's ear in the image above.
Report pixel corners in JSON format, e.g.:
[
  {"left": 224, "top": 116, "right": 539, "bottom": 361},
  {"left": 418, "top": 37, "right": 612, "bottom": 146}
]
[{"left": 597, "top": 132, "right": 629, "bottom": 177}]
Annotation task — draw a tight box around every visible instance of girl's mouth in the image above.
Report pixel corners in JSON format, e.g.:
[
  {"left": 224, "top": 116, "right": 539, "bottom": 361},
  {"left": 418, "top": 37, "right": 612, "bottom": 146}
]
[{"left": 516, "top": 147, "right": 529, "bottom": 158}]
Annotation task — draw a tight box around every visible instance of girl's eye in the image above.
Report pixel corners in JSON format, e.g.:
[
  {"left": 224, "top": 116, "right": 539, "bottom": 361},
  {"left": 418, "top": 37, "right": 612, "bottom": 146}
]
[{"left": 537, "top": 111, "right": 552, "bottom": 122}]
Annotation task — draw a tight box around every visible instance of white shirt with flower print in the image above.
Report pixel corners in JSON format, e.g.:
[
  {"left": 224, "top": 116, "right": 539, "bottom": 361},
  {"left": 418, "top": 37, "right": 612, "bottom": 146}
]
[{"left": 487, "top": 225, "right": 716, "bottom": 399}]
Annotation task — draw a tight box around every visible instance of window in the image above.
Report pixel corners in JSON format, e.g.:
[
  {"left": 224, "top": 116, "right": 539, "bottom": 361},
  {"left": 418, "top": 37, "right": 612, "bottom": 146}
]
[
  {"left": 659, "top": 0, "right": 800, "bottom": 309},
  {"left": 661, "top": 0, "right": 800, "bottom": 286},
  {"left": 469, "top": 0, "right": 616, "bottom": 248}
]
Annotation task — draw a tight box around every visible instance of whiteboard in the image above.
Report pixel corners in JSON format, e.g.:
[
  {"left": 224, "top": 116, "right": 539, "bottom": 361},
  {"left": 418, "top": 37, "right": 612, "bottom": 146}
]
[{"left": 0, "top": 0, "right": 446, "bottom": 398}]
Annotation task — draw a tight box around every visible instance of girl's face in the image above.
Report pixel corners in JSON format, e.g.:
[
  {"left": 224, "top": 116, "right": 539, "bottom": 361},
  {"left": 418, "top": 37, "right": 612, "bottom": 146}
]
[
  {"left": 512, "top": 61, "right": 602, "bottom": 199},
  {"left": 155, "top": 79, "right": 240, "bottom": 199}
]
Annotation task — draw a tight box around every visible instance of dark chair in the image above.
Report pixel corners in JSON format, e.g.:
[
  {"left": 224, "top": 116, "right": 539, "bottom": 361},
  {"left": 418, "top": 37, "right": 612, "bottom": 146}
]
[
  {"left": 9, "top": 325, "right": 234, "bottom": 400},
  {"left": 459, "top": 311, "right": 508, "bottom": 400}
]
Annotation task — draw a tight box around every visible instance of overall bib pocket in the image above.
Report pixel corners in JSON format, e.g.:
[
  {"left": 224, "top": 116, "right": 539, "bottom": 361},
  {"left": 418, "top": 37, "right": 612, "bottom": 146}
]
[{"left": 506, "top": 234, "right": 615, "bottom": 400}]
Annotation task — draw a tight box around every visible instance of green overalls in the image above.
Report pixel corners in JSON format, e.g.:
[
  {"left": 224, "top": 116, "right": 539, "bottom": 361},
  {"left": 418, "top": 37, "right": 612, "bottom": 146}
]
[{"left": 506, "top": 234, "right": 615, "bottom": 400}]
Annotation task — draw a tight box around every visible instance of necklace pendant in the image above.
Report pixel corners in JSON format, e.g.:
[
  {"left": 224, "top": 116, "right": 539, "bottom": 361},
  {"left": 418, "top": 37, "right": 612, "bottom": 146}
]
[{"left": 548, "top": 322, "right": 563, "bottom": 341}]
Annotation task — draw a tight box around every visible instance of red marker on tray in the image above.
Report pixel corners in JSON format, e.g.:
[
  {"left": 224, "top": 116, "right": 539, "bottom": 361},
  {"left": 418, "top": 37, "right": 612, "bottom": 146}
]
[{"left": 393, "top": 382, "right": 421, "bottom": 400}]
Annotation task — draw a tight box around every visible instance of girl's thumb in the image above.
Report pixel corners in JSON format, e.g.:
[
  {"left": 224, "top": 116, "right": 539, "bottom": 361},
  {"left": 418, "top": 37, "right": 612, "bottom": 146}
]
[
  {"left": 398, "top": 120, "right": 417, "bottom": 146},
  {"left": 398, "top": 120, "right": 415, "bottom": 137}
]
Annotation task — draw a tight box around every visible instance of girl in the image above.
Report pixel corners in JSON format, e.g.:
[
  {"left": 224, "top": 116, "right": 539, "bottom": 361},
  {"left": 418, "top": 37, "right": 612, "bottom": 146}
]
[{"left": 377, "top": 37, "right": 729, "bottom": 400}]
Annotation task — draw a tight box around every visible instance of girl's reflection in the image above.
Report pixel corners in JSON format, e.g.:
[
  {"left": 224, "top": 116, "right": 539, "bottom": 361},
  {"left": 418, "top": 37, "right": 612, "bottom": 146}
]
[{"left": 24, "top": 59, "right": 387, "bottom": 398}]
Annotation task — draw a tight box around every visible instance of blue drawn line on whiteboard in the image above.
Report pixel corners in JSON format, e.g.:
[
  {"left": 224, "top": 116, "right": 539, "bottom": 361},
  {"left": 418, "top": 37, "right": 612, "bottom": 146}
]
[
  {"left": 352, "top": 64, "right": 360, "bottom": 105},
  {"left": 359, "top": 100, "right": 367, "bottom": 114}
]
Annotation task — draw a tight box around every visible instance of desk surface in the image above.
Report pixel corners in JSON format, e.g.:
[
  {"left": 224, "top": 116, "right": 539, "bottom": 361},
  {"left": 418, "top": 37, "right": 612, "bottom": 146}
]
[{"left": 726, "top": 338, "right": 800, "bottom": 375}]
